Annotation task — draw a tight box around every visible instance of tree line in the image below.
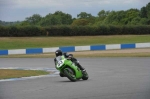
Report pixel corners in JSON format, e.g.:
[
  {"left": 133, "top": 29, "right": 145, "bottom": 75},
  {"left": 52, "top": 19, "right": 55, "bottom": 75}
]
[
  {"left": 0, "top": 2, "right": 150, "bottom": 26},
  {"left": 0, "top": 2, "right": 150, "bottom": 37}
]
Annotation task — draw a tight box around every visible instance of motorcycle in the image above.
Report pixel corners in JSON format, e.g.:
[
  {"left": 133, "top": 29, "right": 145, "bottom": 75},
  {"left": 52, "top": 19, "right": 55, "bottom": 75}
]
[{"left": 55, "top": 55, "right": 89, "bottom": 82}]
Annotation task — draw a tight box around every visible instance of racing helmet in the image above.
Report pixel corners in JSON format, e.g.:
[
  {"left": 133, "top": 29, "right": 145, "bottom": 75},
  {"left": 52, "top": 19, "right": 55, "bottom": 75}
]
[{"left": 55, "top": 49, "right": 62, "bottom": 57}]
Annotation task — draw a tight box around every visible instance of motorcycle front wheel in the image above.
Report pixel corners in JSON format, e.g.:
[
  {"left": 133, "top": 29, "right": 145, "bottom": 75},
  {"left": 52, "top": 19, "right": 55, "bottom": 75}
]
[{"left": 64, "top": 68, "right": 76, "bottom": 82}]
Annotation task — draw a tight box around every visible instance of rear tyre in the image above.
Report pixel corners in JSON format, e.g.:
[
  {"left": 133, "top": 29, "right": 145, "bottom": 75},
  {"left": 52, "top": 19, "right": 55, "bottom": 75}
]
[{"left": 64, "top": 68, "right": 76, "bottom": 82}]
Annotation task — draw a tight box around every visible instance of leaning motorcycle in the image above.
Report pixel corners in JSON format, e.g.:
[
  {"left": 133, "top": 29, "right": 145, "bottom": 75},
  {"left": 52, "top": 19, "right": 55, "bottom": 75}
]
[{"left": 55, "top": 55, "right": 89, "bottom": 82}]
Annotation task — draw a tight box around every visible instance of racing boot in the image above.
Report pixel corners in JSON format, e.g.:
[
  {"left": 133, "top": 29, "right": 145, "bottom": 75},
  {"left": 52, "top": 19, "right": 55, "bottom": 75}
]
[{"left": 75, "top": 61, "right": 86, "bottom": 75}]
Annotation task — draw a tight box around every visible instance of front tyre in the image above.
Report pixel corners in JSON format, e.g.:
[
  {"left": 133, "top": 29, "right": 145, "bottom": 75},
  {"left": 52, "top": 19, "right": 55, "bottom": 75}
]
[{"left": 64, "top": 68, "right": 76, "bottom": 82}]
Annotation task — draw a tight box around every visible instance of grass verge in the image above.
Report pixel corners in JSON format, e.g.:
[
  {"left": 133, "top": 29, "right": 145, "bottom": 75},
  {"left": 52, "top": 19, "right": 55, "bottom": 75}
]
[
  {"left": 0, "top": 69, "right": 50, "bottom": 79},
  {"left": 0, "top": 35, "right": 150, "bottom": 50}
]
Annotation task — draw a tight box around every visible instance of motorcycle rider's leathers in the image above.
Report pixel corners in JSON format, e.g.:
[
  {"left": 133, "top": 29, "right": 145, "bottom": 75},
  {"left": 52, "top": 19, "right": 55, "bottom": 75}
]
[{"left": 54, "top": 52, "right": 84, "bottom": 70}]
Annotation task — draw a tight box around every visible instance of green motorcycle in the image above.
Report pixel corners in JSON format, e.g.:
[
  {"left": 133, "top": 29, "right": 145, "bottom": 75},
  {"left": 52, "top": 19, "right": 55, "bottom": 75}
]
[{"left": 55, "top": 55, "right": 89, "bottom": 82}]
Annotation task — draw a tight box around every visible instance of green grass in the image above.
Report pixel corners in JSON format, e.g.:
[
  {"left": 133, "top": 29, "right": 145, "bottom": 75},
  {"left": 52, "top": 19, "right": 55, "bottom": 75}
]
[
  {"left": 0, "top": 69, "right": 50, "bottom": 79},
  {"left": 0, "top": 35, "right": 150, "bottom": 50}
]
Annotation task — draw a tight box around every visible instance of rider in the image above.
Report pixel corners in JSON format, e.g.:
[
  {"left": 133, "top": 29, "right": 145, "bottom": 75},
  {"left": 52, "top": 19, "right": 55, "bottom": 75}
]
[{"left": 54, "top": 49, "right": 86, "bottom": 77}]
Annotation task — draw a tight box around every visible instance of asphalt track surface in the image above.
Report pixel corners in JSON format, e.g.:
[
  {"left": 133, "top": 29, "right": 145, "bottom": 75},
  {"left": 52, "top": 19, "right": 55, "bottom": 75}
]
[{"left": 0, "top": 58, "right": 150, "bottom": 99}]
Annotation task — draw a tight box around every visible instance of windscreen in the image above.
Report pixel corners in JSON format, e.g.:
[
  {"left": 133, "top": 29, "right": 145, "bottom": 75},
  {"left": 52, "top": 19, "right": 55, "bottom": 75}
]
[{"left": 56, "top": 56, "right": 62, "bottom": 62}]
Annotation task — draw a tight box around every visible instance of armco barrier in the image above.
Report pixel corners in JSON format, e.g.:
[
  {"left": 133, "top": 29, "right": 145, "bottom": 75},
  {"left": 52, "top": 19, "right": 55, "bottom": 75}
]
[{"left": 0, "top": 42, "right": 150, "bottom": 55}]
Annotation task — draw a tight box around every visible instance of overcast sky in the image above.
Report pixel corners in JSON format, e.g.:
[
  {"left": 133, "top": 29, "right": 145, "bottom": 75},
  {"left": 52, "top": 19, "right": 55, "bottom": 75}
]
[{"left": 0, "top": 0, "right": 150, "bottom": 22}]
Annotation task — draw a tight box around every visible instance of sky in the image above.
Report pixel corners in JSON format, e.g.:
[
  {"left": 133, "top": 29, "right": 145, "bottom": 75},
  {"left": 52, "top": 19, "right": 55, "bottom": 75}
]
[{"left": 0, "top": 0, "right": 150, "bottom": 22}]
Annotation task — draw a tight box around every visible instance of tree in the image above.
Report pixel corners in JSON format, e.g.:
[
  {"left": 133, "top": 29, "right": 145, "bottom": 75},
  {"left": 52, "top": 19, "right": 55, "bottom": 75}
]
[
  {"left": 25, "top": 14, "right": 42, "bottom": 25},
  {"left": 140, "top": 2, "right": 150, "bottom": 19},
  {"left": 19, "top": 21, "right": 30, "bottom": 26},
  {"left": 140, "top": 7, "right": 147, "bottom": 18},
  {"left": 0, "top": 20, "right": 21, "bottom": 26},
  {"left": 103, "top": 11, "right": 117, "bottom": 24},
  {"left": 98, "top": 10, "right": 110, "bottom": 18},
  {"left": 140, "top": 18, "right": 148, "bottom": 25},
  {"left": 38, "top": 11, "right": 73, "bottom": 26},
  {"left": 77, "top": 12, "right": 92, "bottom": 19},
  {"left": 125, "top": 9, "right": 140, "bottom": 21},
  {"left": 53, "top": 11, "right": 73, "bottom": 24},
  {"left": 71, "top": 19, "right": 89, "bottom": 26},
  {"left": 130, "top": 17, "right": 141, "bottom": 25},
  {"left": 146, "top": 2, "right": 150, "bottom": 19}
]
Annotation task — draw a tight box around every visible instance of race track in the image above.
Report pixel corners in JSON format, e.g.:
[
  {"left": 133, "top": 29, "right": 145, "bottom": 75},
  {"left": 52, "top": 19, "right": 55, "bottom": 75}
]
[{"left": 0, "top": 58, "right": 150, "bottom": 99}]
